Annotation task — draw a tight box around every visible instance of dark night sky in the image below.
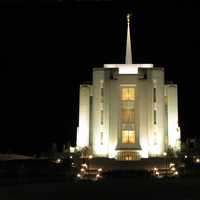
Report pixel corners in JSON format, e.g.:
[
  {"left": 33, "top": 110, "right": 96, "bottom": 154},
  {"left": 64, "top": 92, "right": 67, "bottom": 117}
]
[{"left": 0, "top": 0, "right": 199, "bottom": 154}]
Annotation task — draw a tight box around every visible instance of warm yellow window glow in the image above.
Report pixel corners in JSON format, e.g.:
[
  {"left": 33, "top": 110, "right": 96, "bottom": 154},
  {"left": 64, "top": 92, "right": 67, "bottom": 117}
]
[
  {"left": 129, "top": 130, "right": 135, "bottom": 143},
  {"left": 121, "top": 86, "right": 136, "bottom": 145},
  {"left": 121, "top": 109, "right": 134, "bottom": 123},
  {"left": 129, "top": 88, "right": 135, "bottom": 100},
  {"left": 122, "top": 130, "right": 129, "bottom": 143},
  {"left": 122, "top": 130, "right": 135, "bottom": 144},
  {"left": 117, "top": 151, "right": 140, "bottom": 160},
  {"left": 121, "top": 88, "right": 135, "bottom": 101},
  {"left": 125, "top": 156, "right": 129, "bottom": 160}
]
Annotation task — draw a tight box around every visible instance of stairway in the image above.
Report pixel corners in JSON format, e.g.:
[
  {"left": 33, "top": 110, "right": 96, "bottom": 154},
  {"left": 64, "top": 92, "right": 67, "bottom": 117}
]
[{"left": 77, "top": 164, "right": 103, "bottom": 181}]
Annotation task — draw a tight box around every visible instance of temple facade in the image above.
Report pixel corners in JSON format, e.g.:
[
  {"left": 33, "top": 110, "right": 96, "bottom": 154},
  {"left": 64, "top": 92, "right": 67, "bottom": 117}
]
[{"left": 76, "top": 14, "right": 181, "bottom": 160}]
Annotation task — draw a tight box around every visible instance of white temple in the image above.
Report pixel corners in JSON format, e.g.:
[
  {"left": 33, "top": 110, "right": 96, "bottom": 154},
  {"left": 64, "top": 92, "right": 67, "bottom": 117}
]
[{"left": 76, "top": 14, "right": 181, "bottom": 160}]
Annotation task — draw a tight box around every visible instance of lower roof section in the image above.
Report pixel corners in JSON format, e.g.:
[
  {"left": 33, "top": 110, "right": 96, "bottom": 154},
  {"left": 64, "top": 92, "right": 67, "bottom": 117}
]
[{"left": 104, "top": 64, "right": 153, "bottom": 74}]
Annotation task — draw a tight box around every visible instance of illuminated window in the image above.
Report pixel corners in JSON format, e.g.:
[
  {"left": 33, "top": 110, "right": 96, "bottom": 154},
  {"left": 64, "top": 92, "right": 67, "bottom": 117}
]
[
  {"left": 121, "top": 86, "right": 136, "bottom": 145},
  {"left": 117, "top": 152, "right": 139, "bottom": 160},
  {"left": 129, "top": 131, "right": 135, "bottom": 143},
  {"left": 121, "top": 109, "right": 134, "bottom": 123},
  {"left": 122, "top": 130, "right": 135, "bottom": 144},
  {"left": 122, "top": 101, "right": 134, "bottom": 109},
  {"left": 122, "top": 130, "right": 129, "bottom": 143},
  {"left": 121, "top": 88, "right": 135, "bottom": 101},
  {"left": 125, "top": 156, "right": 129, "bottom": 160}
]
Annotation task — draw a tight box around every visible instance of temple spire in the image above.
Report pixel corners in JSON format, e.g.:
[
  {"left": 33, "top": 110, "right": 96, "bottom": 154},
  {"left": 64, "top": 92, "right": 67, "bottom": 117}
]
[{"left": 125, "top": 13, "right": 132, "bottom": 64}]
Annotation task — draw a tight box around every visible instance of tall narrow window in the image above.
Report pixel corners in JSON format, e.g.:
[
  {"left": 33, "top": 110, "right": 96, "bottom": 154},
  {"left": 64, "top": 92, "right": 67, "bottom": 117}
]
[
  {"left": 100, "top": 132, "right": 103, "bottom": 145},
  {"left": 121, "top": 109, "right": 134, "bottom": 123},
  {"left": 129, "top": 130, "right": 136, "bottom": 144},
  {"left": 100, "top": 88, "right": 104, "bottom": 103},
  {"left": 121, "top": 88, "right": 135, "bottom": 101},
  {"left": 122, "top": 130, "right": 129, "bottom": 144},
  {"left": 153, "top": 110, "right": 157, "bottom": 124},
  {"left": 153, "top": 132, "right": 157, "bottom": 145},
  {"left": 100, "top": 110, "right": 103, "bottom": 125},
  {"left": 101, "top": 88, "right": 104, "bottom": 97},
  {"left": 153, "top": 88, "right": 156, "bottom": 103},
  {"left": 121, "top": 86, "right": 136, "bottom": 145},
  {"left": 122, "top": 130, "right": 136, "bottom": 144}
]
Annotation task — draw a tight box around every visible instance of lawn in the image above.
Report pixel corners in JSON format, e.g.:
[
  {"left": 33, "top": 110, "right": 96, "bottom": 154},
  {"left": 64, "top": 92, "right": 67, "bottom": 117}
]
[{"left": 0, "top": 178, "right": 200, "bottom": 200}]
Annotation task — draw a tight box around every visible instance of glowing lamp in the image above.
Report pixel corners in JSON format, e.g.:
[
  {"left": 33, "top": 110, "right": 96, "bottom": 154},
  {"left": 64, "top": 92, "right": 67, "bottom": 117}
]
[
  {"left": 169, "top": 163, "right": 175, "bottom": 168},
  {"left": 81, "top": 163, "right": 88, "bottom": 168},
  {"left": 174, "top": 171, "right": 178, "bottom": 175},
  {"left": 96, "top": 174, "right": 100, "bottom": 178},
  {"left": 77, "top": 173, "right": 81, "bottom": 178},
  {"left": 196, "top": 158, "right": 200, "bottom": 163},
  {"left": 98, "top": 168, "right": 103, "bottom": 172},
  {"left": 155, "top": 171, "right": 159, "bottom": 175},
  {"left": 171, "top": 167, "right": 176, "bottom": 171},
  {"left": 80, "top": 168, "right": 85, "bottom": 172},
  {"left": 56, "top": 158, "right": 61, "bottom": 164}
]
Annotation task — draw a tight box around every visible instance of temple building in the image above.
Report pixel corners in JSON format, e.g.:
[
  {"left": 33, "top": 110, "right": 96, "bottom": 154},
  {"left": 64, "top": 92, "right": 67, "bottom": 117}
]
[{"left": 76, "top": 14, "right": 181, "bottom": 160}]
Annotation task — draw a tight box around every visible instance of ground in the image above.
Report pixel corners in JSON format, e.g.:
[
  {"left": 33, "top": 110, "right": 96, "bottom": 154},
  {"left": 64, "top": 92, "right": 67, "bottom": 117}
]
[
  {"left": 0, "top": 178, "right": 200, "bottom": 200},
  {"left": 0, "top": 154, "right": 33, "bottom": 160}
]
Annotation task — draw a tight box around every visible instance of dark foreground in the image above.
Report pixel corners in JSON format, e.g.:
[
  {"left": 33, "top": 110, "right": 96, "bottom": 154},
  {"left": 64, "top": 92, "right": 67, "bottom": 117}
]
[{"left": 0, "top": 178, "right": 200, "bottom": 200}]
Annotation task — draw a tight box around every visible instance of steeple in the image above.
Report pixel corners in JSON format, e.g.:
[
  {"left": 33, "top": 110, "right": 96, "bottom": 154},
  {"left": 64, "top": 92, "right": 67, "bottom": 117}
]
[
  {"left": 125, "top": 13, "right": 132, "bottom": 64},
  {"left": 104, "top": 13, "right": 153, "bottom": 74}
]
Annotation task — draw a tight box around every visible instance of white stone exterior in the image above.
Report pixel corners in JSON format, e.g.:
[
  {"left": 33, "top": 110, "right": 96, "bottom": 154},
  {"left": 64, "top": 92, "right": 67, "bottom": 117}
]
[
  {"left": 77, "top": 66, "right": 181, "bottom": 159},
  {"left": 165, "top": 84, "right": 181, "bottom": 150},
  {"left": 76, "top": 85, "right": 92, "bottom": 148},
  {"left": 76, "top": 14, "right": 181, "bottom": 160}
]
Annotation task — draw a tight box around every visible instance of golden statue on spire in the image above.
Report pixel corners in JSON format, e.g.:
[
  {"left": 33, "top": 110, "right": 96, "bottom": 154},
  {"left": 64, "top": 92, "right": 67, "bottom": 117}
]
[{"left": 127, "top": 13, "right": 132, "bottom": 24}]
